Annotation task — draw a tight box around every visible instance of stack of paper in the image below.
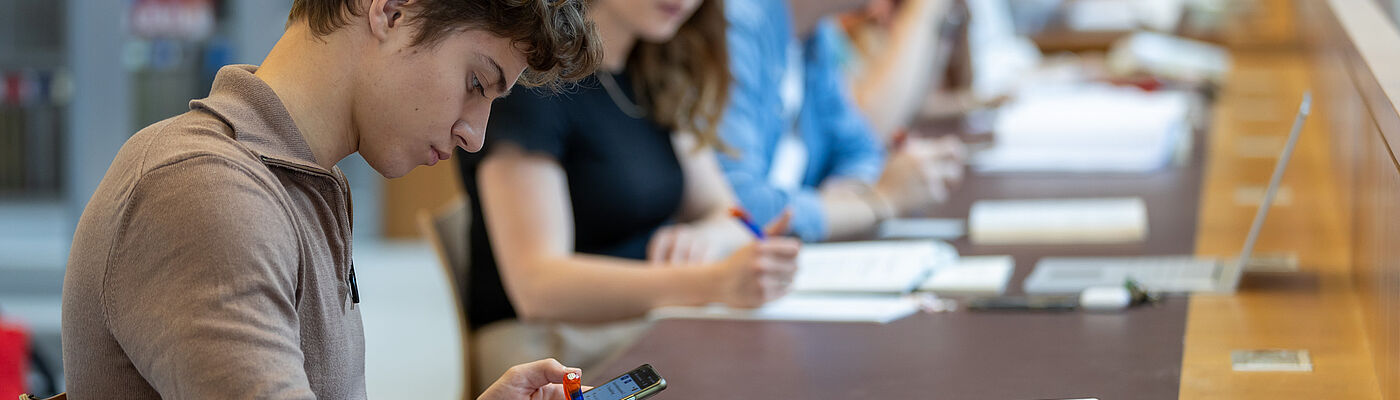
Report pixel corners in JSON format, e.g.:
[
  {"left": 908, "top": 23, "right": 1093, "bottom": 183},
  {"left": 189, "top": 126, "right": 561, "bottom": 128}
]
[
  {"left": 973, "top": 86, "right": 1193, "bottom": 173},
  {"left": 1066, "top": 0, "right": 1138, "bottom": 31},
  {"left": 1066, "top": 0, "right": 1187, "bottom": 32},
  {"left": 649, "top": 295, "right": 920, "bottom": 324},
  {"left": 878, "top": 218, "right": 966, "bottom": 240},
  {"left": 919, "top": 255, "right": 1015, "bottom": 296},
  {"left": 1108, "top": 31, "right": 1231, "bottom": 84},
  {"left": 969, "top": 197, "right": 1148, "bottom": 245}
]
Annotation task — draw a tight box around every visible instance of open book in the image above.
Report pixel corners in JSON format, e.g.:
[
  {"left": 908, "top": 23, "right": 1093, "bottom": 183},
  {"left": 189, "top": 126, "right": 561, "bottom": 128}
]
[{"left": 650, "top": 241, "right": 1010, "bottom": 323}]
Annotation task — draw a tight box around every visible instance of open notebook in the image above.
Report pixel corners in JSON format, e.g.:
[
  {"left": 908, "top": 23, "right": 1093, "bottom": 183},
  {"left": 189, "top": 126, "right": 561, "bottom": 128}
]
[
  {"left": 920, "top": 255, "right": 1015, "bottom": 296},
  {"left": 651, "top": 241, "right": 1010, "bottom": 323},
  {"left": 792, "top": 240, "right": 957, "bottom": 293},
  {"left": 648, "top": 294, "right": 926, "bottom": 324}
]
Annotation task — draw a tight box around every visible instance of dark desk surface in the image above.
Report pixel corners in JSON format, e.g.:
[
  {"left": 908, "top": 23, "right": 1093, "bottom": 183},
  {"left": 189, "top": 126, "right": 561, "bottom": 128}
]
[
  {"left": 594, "top": 130, "right": 1207, "bottom": 399},
  {"left": 934, "top": 147, "right": 1205, "bottom": 296},
  {"left": 597, "top": 300, "right": 1188, "bottom": 399}
]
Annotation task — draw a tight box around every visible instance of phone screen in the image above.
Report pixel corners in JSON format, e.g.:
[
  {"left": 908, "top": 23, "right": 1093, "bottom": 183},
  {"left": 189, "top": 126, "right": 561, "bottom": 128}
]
[
  {"left": 580, "top": 373, "right": 641, "bottom": 400},
  {"left": 580, "top": 365, "right": 663, "bottom": 400}
]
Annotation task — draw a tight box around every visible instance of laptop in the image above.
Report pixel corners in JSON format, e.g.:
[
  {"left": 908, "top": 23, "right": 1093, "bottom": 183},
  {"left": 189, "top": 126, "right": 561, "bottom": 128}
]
[{"left": 1023, "top": 92, "right": 1311, "bottom": 294}]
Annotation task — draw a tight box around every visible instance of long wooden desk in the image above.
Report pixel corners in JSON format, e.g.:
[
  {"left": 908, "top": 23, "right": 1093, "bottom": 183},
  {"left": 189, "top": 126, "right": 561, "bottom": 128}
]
[
  {"left": 592, "top": 80, "right": 1209, "bottom": 400},
  {"left": 593, "top": 3, "right": 1392, "bottom": 398}
]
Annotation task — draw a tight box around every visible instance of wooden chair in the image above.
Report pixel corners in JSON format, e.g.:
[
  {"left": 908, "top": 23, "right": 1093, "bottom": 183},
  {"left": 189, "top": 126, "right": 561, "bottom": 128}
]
[{"left": 416, "top": 196, "right": 474, "bottom": 399}]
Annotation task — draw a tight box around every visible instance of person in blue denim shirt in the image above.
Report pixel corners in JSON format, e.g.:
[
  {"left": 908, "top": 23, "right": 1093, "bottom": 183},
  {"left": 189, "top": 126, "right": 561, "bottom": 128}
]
[{"left": 719, "top": 0, "right": 965, "bottom": 242}]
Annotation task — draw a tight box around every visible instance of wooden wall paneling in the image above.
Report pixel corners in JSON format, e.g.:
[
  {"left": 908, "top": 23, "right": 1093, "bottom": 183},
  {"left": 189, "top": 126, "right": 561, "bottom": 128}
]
[
  {"left": 1351, "top": 67, "right": 1382, "bottom": 400},
  {"left": 1380, "top": 131, "right": 1400, "bottom": 400},
  {"left": 1363, "top": 44, "right": 1400, "bottom": 400},
  {"left": 1385, "top": 132, "right": 1395, "bottom": 400},
  {"left": 1352, "top": 84, "right": 1400, "bottom": 400},
  {"left": 1301, "top": 0, "right": 1359, "bottom": 224},
  {"left": 1318, "top": 0, "right": 1400, "bottom": 396}
]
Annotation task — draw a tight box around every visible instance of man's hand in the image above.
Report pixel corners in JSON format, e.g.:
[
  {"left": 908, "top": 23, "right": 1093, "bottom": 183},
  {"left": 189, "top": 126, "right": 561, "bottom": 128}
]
[{"left": 478, "top": 359, "right": 585, "bottom": 400}]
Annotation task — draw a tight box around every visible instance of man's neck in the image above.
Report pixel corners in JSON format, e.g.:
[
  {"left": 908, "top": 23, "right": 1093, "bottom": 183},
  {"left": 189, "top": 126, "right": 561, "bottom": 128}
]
[{"left": 254, "top": 24, "right": 358, "bottom": 171}]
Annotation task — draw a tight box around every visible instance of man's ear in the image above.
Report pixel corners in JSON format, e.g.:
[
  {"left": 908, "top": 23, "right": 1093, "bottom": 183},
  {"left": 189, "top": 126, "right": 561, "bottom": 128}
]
[{"left": 367, "top": 0, "right": 411, "bottom": 42}]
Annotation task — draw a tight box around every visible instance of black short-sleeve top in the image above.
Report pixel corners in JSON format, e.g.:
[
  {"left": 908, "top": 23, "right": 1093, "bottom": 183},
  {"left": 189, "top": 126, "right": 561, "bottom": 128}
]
[{"left": 456, "top": 71, "right": 685, "bottom": 329}]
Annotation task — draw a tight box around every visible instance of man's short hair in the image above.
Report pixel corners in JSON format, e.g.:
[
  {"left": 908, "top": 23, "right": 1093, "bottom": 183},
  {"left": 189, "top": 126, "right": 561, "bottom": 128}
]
[{"left": 290, "top": 0, "right": 601, "bottom": 88}]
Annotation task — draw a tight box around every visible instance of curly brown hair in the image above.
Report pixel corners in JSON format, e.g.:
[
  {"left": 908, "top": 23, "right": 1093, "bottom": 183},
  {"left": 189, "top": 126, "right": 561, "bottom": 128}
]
[
  {"left": 627, "top": 0, "right": 731, "bottom": 151},
  {"left": 290, "top": 0, "right": 601, "bottom": 89}
]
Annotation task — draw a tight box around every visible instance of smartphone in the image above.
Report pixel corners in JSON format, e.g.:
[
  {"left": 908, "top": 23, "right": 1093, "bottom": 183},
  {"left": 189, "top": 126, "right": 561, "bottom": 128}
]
[{"left": 580, "top": 364, "right": 666, "bottom": 400}]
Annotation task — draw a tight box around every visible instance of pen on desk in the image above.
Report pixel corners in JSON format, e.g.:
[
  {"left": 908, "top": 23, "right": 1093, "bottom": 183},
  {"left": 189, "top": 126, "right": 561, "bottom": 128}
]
[{"left": 729, "top": 206, "right": 766, "bottom": 240}]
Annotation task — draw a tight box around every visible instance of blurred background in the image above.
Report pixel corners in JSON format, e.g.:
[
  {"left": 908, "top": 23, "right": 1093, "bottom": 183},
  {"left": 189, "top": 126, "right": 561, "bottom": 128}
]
[{"left": 1, "top": 0, "right": 1398, "bottom": 398}]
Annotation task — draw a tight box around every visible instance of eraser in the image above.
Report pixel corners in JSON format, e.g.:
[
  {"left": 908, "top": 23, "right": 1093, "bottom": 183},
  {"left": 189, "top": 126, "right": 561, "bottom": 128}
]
[{"left": 1079, "top": 286, "right": 1132, "bottom": 311}]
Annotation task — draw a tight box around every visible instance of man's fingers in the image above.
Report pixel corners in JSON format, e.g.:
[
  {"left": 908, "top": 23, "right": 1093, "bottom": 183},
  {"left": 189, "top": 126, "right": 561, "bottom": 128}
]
[
  {"left": 531, "top": 383, "right": 567, "bottom": 400},
  {"left": 505, "top": 359, "right": 572, "bottom": 391}
]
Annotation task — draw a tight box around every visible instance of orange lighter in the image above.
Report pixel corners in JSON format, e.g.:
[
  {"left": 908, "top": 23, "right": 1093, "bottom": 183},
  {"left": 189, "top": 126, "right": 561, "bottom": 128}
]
[{"left": 564, "top": 370, "right": 583, "bottom": 400}]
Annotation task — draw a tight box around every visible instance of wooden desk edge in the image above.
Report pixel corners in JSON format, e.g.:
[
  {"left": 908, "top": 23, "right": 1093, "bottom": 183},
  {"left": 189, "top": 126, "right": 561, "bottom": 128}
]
[{"left": 1177, "top": 37, "right": 1384, "bottom": 400}]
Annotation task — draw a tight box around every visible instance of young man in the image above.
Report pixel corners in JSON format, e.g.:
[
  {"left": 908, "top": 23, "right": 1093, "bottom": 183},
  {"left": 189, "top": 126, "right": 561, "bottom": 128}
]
[{"left": 60, "top": 0, "right": 599, "bottom": 398}]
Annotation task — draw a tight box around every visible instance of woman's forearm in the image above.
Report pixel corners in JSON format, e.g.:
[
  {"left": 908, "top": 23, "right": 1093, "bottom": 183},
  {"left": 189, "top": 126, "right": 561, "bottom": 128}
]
[
  {"left": 497, "top": 252, "right": 720, "bottom": 323},
  {"left": 854, "top": 0, "right": 952, "bottom": 139}
]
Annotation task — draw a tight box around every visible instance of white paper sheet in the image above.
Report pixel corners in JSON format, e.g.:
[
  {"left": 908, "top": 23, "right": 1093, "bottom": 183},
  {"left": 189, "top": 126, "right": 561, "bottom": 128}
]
[
  {"left": 920, "top": 255, "right": 1015, "bottom": 295},
  {"left": 973, "top": 86, "right": 1193, "bottom": 173},
  {"left": 969, "top": 197, "right": 1148, "bottom": 245},
  {"left": 793, "top": 240, "right": 957, "bottom": 293},
  {"left": 878, "top": 218, "right": 966, "bottom": 240},
  {"left": 649, "top": 294, "right": 920, "bottom": 324}
]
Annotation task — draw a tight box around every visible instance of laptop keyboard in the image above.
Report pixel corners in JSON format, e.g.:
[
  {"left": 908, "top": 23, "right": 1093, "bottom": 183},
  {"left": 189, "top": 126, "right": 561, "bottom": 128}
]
[
  {"left": 1121, "top": 259, "right": 1218, "bottom": 283},
  {"left": 1028, "top": 256, "right": 1222, "bottom": 293}
]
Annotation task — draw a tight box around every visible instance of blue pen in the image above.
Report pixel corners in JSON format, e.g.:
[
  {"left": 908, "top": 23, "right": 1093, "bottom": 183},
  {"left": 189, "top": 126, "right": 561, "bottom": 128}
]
[{"left": 729, "top": 207, "right": 766, "bottom": 240}]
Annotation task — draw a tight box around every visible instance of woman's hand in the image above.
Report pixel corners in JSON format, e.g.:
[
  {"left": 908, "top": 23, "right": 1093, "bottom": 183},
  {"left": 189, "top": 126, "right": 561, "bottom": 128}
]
[
  {"left": 706, "top": 212, "right": 803, "bottom": 307},
  {"left": 872, "top": 135, "right": 966, "bottom": 217},
  {"left": 647, "top": 224, "right": 715, "bottom": 266}
]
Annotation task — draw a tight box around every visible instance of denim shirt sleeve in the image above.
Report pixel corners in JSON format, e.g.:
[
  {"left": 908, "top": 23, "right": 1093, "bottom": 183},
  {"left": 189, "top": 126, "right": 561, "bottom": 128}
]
[
  {"left": 717, "top": 0, "right": 831, "bottom": 241},
  {"left": 802, "top": 20, "right": 886, "bottom": 184}
]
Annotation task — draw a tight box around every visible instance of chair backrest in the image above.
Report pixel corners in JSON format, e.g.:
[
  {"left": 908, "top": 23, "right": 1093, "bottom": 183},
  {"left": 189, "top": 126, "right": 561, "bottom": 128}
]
[
  {"left": 421, "top": 197, "right": 471, "bottom": 297},
  {"left": 417, "top": 196, "right": 473, "bottom": 399}
]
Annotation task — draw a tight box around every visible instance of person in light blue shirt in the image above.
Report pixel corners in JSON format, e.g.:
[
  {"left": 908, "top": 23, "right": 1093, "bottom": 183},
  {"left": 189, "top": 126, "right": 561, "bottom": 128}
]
[{"left": 719, "top": 0, "right": 964, "bottom": 242}]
